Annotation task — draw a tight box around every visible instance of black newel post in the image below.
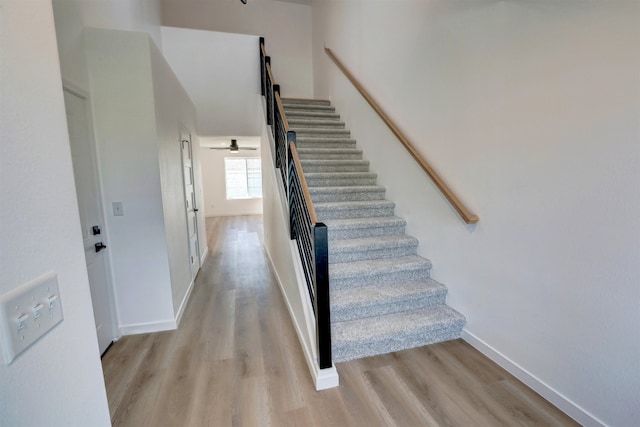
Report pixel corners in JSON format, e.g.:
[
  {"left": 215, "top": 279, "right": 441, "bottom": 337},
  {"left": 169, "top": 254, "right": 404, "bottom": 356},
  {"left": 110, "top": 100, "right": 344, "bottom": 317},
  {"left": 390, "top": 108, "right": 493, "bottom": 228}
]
[{"left": 314, "top": 223, "right": 332, "bottom": 369}]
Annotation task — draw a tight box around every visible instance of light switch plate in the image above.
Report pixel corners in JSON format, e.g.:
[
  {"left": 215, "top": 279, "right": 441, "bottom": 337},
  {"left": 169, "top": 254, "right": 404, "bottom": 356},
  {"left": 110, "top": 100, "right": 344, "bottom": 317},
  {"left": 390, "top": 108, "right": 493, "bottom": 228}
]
[{"left": 0, "top": 271, "right": 63, "bottom": 364}]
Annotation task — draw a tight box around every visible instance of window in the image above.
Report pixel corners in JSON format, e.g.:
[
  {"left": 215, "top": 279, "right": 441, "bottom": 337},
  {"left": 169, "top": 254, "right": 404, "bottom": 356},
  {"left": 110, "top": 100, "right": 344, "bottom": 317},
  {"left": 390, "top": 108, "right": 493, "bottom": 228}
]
[{"left": 225, "top": 157, "right": 262, "bottom": 199}]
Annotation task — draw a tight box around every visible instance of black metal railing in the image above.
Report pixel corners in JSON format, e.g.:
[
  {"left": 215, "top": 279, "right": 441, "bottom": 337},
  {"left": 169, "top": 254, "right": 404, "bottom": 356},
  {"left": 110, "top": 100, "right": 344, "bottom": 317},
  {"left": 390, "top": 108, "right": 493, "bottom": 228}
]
[{"left": 260, "top": 38, "right": 332, "bottom": 369}]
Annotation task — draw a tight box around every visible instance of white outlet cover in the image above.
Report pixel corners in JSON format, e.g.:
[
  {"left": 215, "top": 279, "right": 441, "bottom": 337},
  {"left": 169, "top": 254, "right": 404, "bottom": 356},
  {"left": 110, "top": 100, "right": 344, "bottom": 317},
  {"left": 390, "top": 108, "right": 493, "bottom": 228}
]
[{"left": 0, "top": 271, "right": 63, "bottom": 364}]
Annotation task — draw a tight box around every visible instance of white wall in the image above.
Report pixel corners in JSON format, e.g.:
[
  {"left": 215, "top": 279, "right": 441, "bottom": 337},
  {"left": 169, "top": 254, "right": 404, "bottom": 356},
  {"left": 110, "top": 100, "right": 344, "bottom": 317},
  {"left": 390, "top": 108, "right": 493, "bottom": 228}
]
[
  {"left": 149, "top": 40, "right": 207, "bottom": 314},
  {"left": 312, "top": 1, "right": 640, "bottom": 426},
  {"left": 85, "top": 28, "right": 176, "bottom": 331},
  {"left": 161, "top": 0, "right": 314, "bottom": 98},
  {"left": 162, "top": 27, "right": 262, "bottom": 137},
  {"left": 0, "top": 2, "right": 111, "bottom": 425},
  {"left": 79, "top": 0, "right": 163, "bottom": 50},
  {"left": 200, "top": 146, "right": 263, "bottom": 217},
  {"left": 53, "top": 0, "right": 163, "bottom": 92}
]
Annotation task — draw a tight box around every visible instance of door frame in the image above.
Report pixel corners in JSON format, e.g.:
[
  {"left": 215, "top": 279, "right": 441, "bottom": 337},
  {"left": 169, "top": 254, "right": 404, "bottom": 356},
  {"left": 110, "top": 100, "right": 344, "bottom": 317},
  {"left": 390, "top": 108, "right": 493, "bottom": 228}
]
[
  {"left": 63, "top": 80, "right": 120, "bottom": 347},
  {"left": 179, "top": 124, "right": 201, "bottom": 281}
]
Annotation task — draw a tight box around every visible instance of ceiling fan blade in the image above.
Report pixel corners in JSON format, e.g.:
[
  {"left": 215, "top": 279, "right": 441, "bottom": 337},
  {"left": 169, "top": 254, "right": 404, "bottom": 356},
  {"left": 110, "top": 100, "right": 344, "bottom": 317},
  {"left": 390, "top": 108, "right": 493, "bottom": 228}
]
[
  {"left": 238, "top": 147, "right": 258, "bottom": 150},
  {"left": 209, "top": 147, "right": 230, "bottom": 150}
]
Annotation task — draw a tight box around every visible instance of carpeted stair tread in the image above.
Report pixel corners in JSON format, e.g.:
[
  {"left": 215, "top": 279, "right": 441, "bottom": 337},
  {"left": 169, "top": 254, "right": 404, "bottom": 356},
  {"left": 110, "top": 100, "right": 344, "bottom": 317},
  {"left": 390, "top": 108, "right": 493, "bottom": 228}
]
[
  {"left": 284, "top": 105, "right": 336, "bottom": 114},
  {"left": 329, "top": 255, "right": 431, "bottom": 281},
  {"left": 296, "top": 137, "right": 356, "bottom": 145},
  {"left": 305, "top": 172, "right": 377, "bottom": 187},
  {"left": 328, "top": 234, "right": 418, "bottom": 263},
  {"left": 329, "top": 234, "right": 418, "bottom": 254},
  {"left": 282, "top": 98, "right": 331, "bottom": 106},
  {"left": 291, "top": 127, "right": 351, "bottom": 138},
  {"left": 297, "top": 148, "right": 363, "bottom": 160},
  {"left": 331, "top": 306, "right": 466, "bottom": 362},
  {"left": 288, "top": 119, "right": 345, "bottom": 128},
  {"left": 285, "top": 111, "right": 341, "bottom": 120},
  {"left": 315, "top": 200, "right": 396, "bottom": 220},
  {"left": 301, "top": 159, "right": 370, "bottom": 173},
  {"left": 309, "top": 185, "right": 386, "bottom": 202},
  {"left": 323, "top": 216, "right": 406, "bottom": 232},
  {"left": 331, "top": 278, "right": 448, "bottom": 322}
]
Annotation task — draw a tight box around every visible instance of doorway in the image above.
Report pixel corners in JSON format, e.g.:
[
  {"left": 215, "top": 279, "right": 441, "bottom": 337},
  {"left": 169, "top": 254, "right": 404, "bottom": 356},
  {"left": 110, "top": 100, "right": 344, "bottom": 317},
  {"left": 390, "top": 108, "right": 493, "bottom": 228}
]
[
  {"left": 180, "top": 127, "right": 201, "bottom": 282},
  {"left": 64, "top": 85, "right": 117, "bottom": 355}
]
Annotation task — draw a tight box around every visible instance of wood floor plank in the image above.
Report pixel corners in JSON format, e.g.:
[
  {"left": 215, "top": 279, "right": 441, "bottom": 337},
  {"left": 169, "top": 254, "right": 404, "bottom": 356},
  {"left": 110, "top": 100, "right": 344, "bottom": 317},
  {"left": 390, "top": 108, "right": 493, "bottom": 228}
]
[{"left": 103, "top": 215, "right": 579, "bottom": 427}]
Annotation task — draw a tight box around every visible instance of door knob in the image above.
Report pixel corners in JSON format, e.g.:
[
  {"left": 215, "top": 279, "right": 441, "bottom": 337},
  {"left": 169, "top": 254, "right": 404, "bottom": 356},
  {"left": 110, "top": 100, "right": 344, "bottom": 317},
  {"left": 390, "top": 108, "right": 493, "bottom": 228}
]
[
  {"left": 193, "top": 208, "right": 199, "bottom": 212},
  {"left": 95, "top": 242, "right": 107, "bottom": 253}
]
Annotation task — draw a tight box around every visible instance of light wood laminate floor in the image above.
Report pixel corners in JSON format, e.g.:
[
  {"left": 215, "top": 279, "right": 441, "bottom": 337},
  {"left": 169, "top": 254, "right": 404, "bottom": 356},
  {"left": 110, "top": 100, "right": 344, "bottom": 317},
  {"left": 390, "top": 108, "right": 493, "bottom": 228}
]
[{"left": 102, "top": 215, "right": 579, "bottom": 427}]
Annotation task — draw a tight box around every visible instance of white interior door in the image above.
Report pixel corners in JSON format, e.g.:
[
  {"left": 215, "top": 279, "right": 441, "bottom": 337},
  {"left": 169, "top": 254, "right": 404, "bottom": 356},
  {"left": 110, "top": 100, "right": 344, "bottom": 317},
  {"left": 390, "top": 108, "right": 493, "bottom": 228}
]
[
  {"left": 181, "top": 130, "right": 201, "bottom": 281},
  {"left": 64, "top": 87, "right": 116, "bottom": 355}
]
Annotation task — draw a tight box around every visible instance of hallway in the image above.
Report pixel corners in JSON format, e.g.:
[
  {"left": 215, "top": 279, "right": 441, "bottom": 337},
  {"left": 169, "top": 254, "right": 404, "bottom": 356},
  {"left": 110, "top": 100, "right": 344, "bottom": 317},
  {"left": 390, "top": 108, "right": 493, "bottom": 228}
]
[{"left": 102, "top": 216, "right": 577, "bottom": 426}]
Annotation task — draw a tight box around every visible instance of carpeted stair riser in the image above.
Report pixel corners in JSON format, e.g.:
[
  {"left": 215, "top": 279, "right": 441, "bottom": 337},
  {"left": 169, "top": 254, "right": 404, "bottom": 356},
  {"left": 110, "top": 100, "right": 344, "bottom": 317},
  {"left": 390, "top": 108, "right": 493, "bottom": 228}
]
[
  {"left": 333, "top": 323, "right": 464, "bottom": 363},
  {"left": 301, "top": 160, "right": 370, "bottom": 173},
  {"left": 292, "top": 128, "right": 351, "bottom": 138},
  {"left": 288, "top": 119, "right": 345, "bottom": 129},
  {"left": 305, "top": 173, "right": 377, "bottom": 187},
  {"left": 283, "top": 106, "right": 337, "bottom": 115},
  {"left": 295, "top": 138, "right": 357, "bottom": 150},
  {"left": 324, "top": 217, "right": 407, "bottom": 241},
  {"left": 280, "top": 99, "right": 466, "bottom": 363},
  {"left": 329, "top": 235, "right": 419, "bottom": 263},
  {"left": 331, "top": 306, "right": 465, "bottom": 362},
  {"left": 285, "top": 111, "right": 341, "bottom": 121},
  {"left": 282, "top": 98, "right": 331, "bottom": 106},
  {"left": 297, "top": 148, "right": 363, "bottom": 160},
  {"left": 330, "top": 256, "right": 432, "bottom": 291},
  {"left": 309, "top": 186, "right": 387, "bottom": 203},
  {"left": 331, "top": 279, "right": 448, "bottom": 322},
  {"left": 315, "top": 200, "right": 396, "bottom": 220}
]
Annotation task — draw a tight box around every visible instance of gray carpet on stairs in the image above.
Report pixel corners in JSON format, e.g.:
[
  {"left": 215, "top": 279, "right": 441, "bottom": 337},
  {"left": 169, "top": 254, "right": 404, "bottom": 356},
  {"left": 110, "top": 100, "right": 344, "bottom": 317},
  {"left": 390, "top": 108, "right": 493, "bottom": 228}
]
[{"left": 282, "top": 99, "right": 466, "bottom": 363}]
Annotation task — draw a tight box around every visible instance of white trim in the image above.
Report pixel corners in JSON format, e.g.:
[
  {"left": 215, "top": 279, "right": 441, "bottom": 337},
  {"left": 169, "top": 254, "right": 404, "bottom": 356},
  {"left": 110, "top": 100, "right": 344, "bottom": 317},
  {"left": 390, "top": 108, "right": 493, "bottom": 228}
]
[
  {"left": 264, "top": 246, "right": 339, "bottom": 391},
  {"left": 119, "top": 319, "right": 176, "bottom": 336},
  {"left": 461, "top": 330, "right": 605, "bottom": 427},
  {"left": 200, "top": 246, "right": 209, "bottom": 265},
  {"left": 174, "top": 278, "right": 195, "bottom": 327}
]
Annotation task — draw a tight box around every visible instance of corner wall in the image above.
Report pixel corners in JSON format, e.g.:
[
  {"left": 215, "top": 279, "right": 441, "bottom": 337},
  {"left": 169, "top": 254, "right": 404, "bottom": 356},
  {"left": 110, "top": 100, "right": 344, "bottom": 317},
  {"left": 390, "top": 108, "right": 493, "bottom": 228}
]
[
  {"left": 0, "top": 2, "right": 110, "bottom": 425},
  {"left": 312, "top": 1, "right": 640, "bottom": 426},
  {"left": 149, "top": 40, "right": 206, "bottom": 316},
  {"left": 161, "top": 27, "right": 262, "bottom": 137},
  {"left": 161, "top": 0, "right": 313, "bottom": 98},
  {"left": 85, "top": 28, "right": 175, "bottom": 331}
]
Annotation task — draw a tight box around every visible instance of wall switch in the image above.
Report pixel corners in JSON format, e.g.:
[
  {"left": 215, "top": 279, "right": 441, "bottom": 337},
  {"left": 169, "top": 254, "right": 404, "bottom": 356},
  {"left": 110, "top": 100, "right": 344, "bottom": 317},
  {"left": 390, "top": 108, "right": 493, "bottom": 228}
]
[
  {"left": 0, "top": 271, "right": 63, "bottom": 364},
  {"left": 112, "top": 201, "right": 124, "bottom": 216}
]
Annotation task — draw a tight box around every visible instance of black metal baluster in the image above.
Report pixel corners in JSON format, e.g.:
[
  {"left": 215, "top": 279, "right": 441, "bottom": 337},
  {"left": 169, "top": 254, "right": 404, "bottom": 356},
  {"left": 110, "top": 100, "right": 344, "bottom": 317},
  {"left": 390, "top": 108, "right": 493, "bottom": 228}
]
[{"left": 259, "top": 37, "right": 265, "bottom": 96}]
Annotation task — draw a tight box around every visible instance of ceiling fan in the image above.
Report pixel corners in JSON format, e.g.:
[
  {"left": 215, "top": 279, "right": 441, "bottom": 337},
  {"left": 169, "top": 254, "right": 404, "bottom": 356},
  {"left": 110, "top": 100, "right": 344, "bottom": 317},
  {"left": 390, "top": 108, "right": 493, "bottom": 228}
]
[{"left": 210, "top": 139, "right": 257, "bottom": 152}]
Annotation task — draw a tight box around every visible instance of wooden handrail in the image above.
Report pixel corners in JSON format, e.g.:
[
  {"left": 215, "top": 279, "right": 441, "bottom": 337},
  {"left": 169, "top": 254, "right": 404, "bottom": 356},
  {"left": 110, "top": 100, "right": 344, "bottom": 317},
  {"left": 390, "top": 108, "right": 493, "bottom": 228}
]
[
  {"left": 324, "top": 48, "right": 479, "bottom": 224},
  {"left": 266, "top": 62, "right": 275, "bottom": 87},
  {"left": 289, "top": 143, "right": 319, "bottom": 224},
  {"left": 260, "top": 43, "right": 266, "bottom": 58},
  {"left": 275, "top": 92, "right": 290, "bottom": 132}
]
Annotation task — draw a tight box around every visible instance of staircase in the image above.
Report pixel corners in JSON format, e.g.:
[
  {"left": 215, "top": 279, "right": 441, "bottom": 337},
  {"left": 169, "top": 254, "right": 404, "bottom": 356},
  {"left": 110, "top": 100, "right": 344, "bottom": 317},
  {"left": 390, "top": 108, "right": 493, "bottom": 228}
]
[{"left": 282, "top": 98, "right": 466, "bottom": 363}]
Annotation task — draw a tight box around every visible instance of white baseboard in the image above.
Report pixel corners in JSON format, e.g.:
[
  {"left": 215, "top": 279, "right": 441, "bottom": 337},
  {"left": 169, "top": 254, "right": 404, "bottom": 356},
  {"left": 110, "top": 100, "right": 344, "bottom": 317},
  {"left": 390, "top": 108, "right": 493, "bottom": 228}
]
[
  {"left": 200, "top": 247, "right": 209, "bottom": 265},
  {"left": 175, "top": 278, "right": 195, "bottom": 327},
  {"left": 461, "top": 330, "right": 605, "bottom": 427},
  {"left": 264, "top": 243, "right": 339, "bottom": 391},
  {"left": 119, "top": 319, "right": 176, "bottom": 336}
]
